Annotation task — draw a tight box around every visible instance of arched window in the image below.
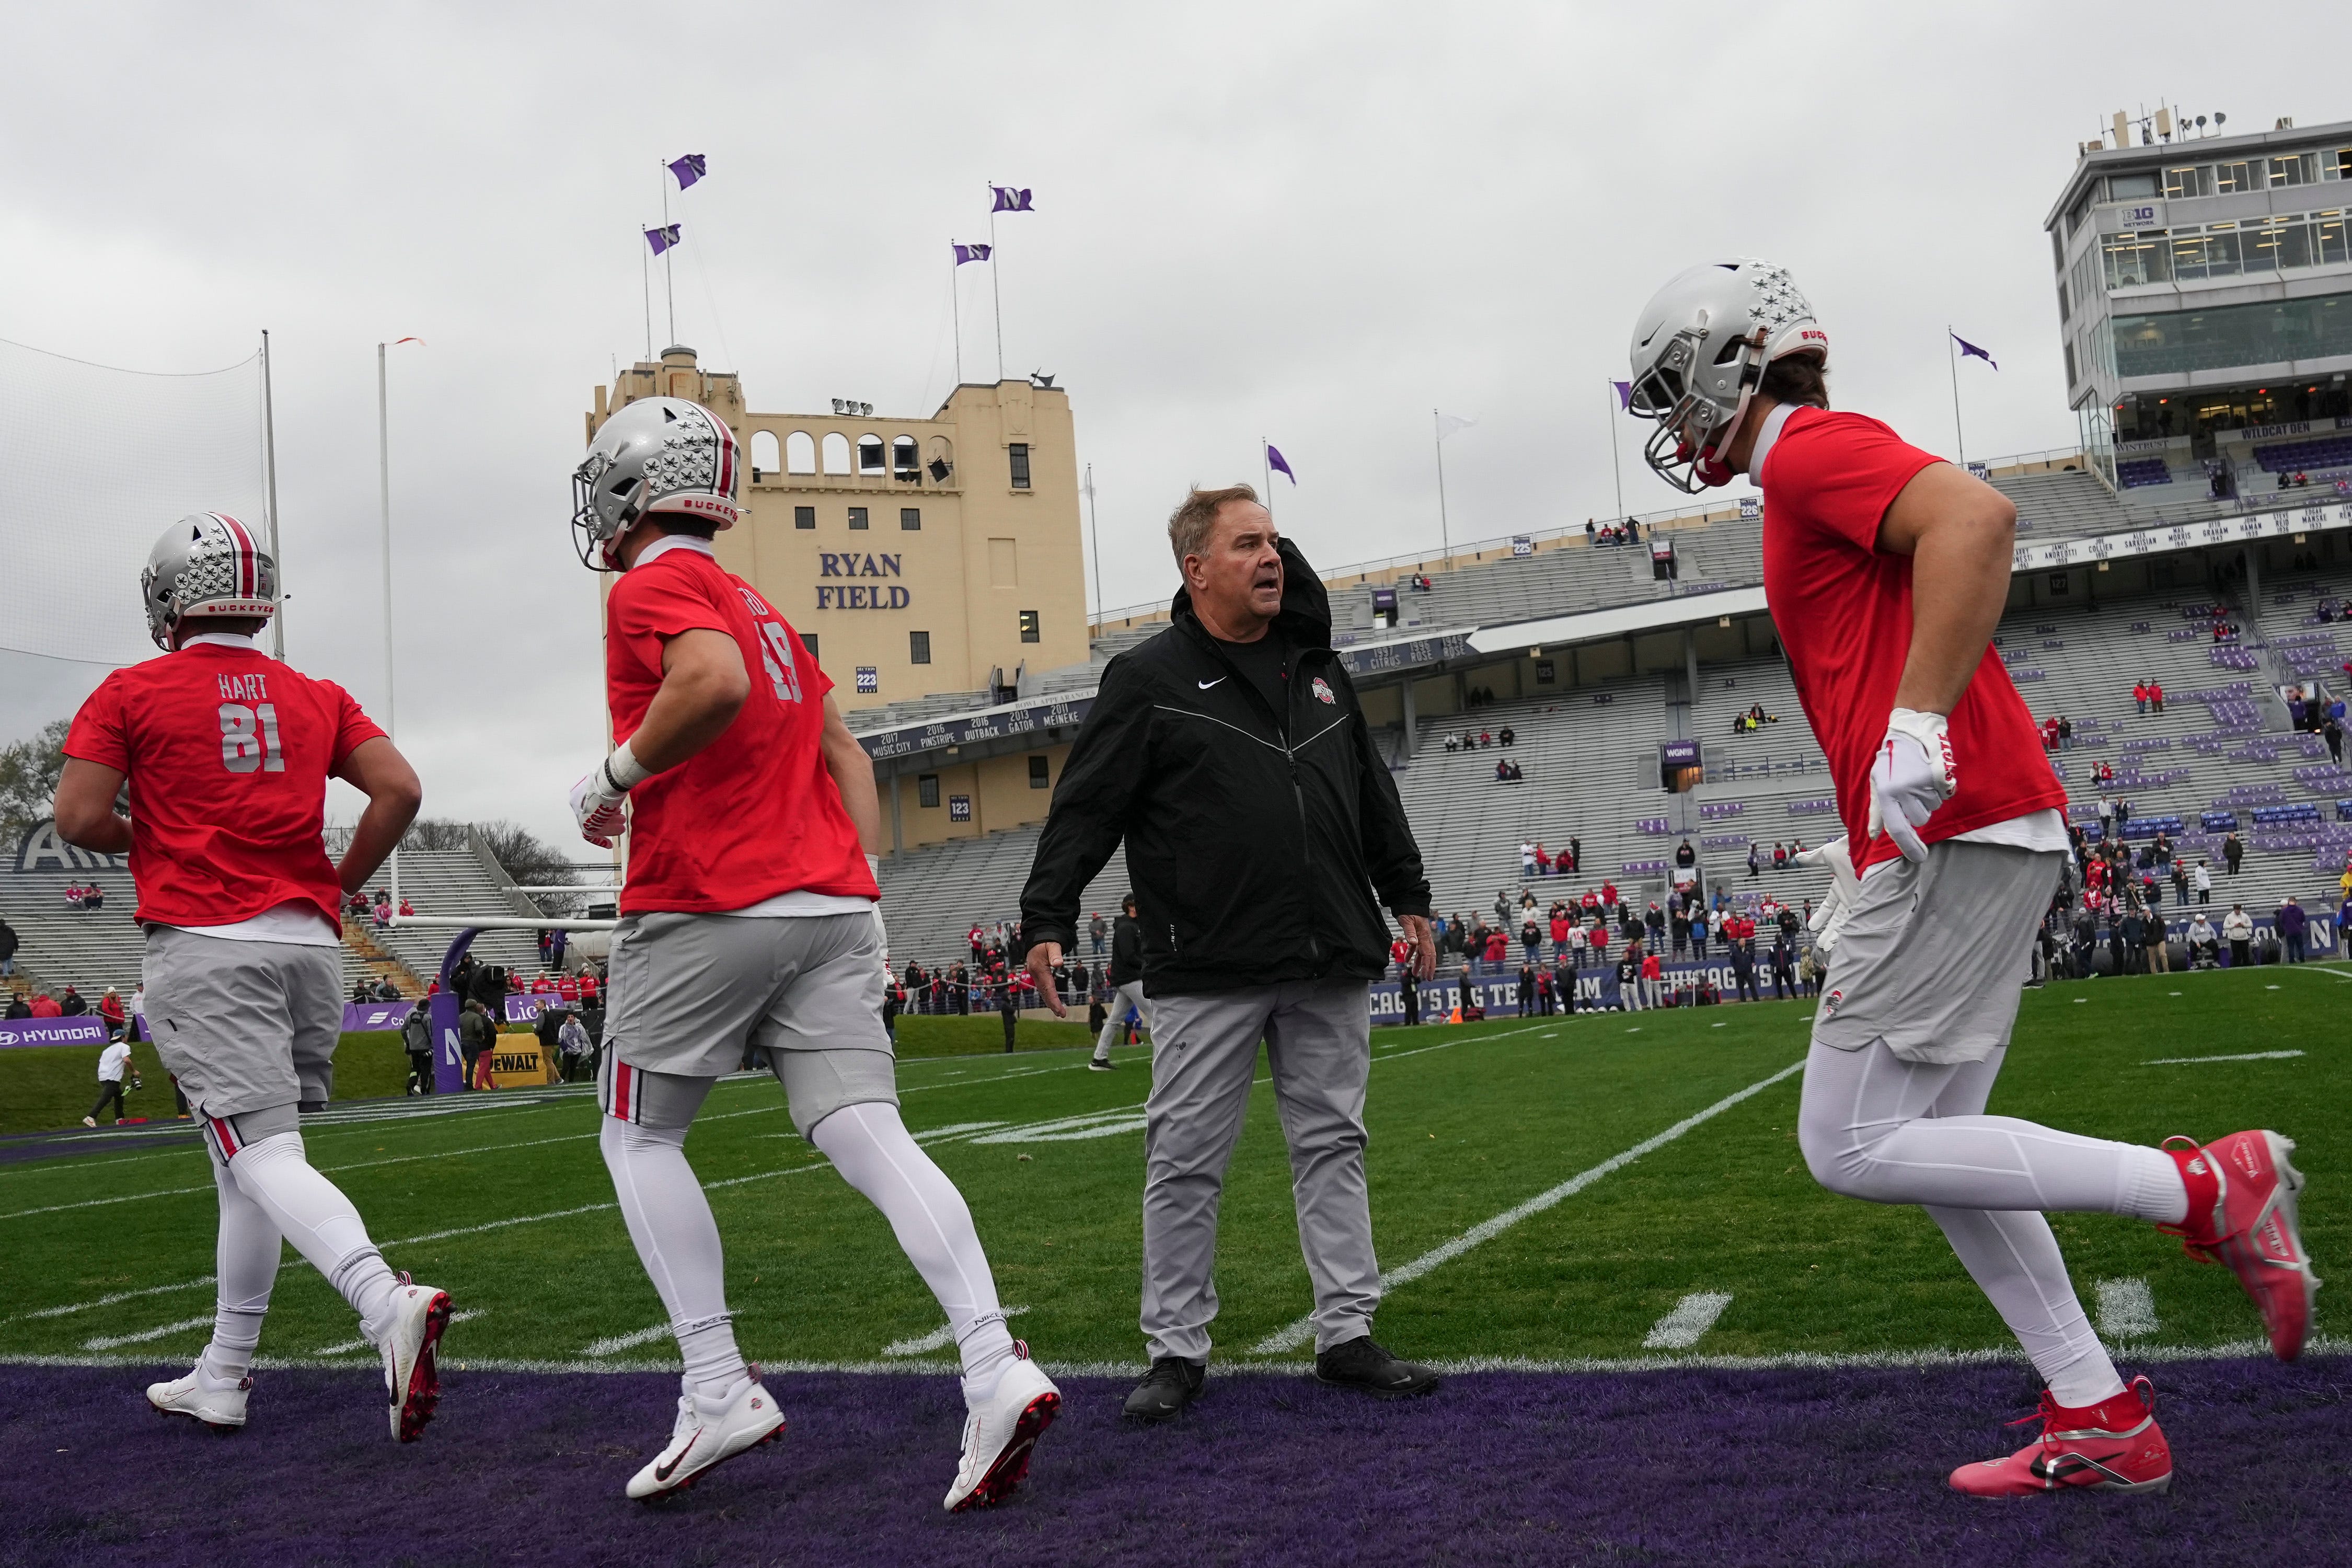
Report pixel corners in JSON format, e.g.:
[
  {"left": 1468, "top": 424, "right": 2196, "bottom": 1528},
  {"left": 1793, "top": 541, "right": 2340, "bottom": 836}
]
[
  {"left": 892, "top": 436, "right": 919, "bottom": 479},
  {"left": 858, "top": 434, "right": 886, "bottom": 473},
  {"left": 750, "top": 430, "right": 780, "bottom": 480},
  {"left": 821, "top": 432, "right": 852, "bottom": 475},
  {"left": 925, "top": 435, "right": 956, "bottom": 485},
  {"left": 785, "top": 431, "right": 816, "bottom": 474}
]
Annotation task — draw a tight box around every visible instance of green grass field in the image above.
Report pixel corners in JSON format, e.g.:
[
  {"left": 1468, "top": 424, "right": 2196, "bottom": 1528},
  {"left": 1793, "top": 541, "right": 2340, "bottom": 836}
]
[{"left": 2, "top": 966, "right": 2341, "bottom": 1376}]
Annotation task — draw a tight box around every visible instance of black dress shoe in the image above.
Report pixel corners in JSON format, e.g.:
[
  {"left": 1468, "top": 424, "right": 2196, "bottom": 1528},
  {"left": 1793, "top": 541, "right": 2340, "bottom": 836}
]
[
  {"left": 1313, "top": 1336, "right": 1442, "bottom": 1398},
  {"left": 1122, "top": 1355, "right": 1205, "bottom": 1422}
]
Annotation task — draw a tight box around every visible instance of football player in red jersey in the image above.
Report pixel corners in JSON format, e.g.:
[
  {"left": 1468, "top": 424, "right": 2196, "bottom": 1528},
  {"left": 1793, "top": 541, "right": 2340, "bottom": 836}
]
[
  {"left": 53, "top": 513, "right": 451, "bottom": 1442},
  {"left": 1627, "top": 260, "right": 2317, "bottom": 1496},
  {"left": 566, "top": 398, "right": 1056, "bottom": 1508}
]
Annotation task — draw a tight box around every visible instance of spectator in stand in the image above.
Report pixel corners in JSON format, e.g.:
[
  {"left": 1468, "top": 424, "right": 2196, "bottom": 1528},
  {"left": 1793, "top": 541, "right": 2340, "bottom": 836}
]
[
  {"left": 2056, "top": 715, "right": 2073, "bottom": 749},
  {"left": 1771, "top": 841, "right": 1789, "bottom": 871},
  {"left": 6, "top": 990, "right": 29, "bottom": 1018},
  {"left": 59, "top": 986, "right": 87, "bottom": 1016},
  {"left": 1691, "top": 905, "right": 1711, "bottom": 961},
  {"left": 0, "top": 917, "right": 15, "bottom": 980},
  {"left": 997, "top": 973, "right": 1019, "bottom": 1054},
  {"left": 63, "top": 883, "right": 83, "bottom": 911},
  {"left": 2149, "top": 682, "right": 2164, "bottom": 715},
  {"left": 2221, "top": 903, "right": 2255, "bottom": 968},
  {"left": 398, "top": 897, "right": 414, "bottom": 918},
  {"left": 1566, "top": 836, "right": 1582, "bottom": 873},
  {"left": 84, "top": 1035, "right": 136, "bottom": 1127},
  {"left": 1520, "top": 915, "right": 1542, "bottom": 962},
  {"left": 2146, "top": 907, "right": 2172, "bottom": 975},
  {"left": 373, "top": 895, "right": 391, "bottom": 930},
  {"left": 1674, "top": 838, "right": 1696, "bottom": 869},
  {"left": 2277, "top": 897, "right": 2309, "bottom": 963},
  {"left": 1548, "top": 907, "right": 1571, "bottom": 960},
  {"left": 456, "top": 999, "right": 494, "bottom": 1090},
  {"left": 1615, "top": 947, "right": 1642, "bottom": 1011},
  {"left": 1644, "top": 902, "right": 1666, "bottom": 950},
  {"left": 2223, "top": 834, "right": 2244, "bottom": 877},
  {"left": 1479, "top": 730, "right": 1493, "bottom": 748},
  {"left": 83, "top": 882, "right": 104, "bottom": 910},
  {"left": 98, "top": 986, "right": 126, "bottom": 1042},
  {"left": 2327, "top": 714, "right": 2345, "bottom": 767},
  {"left": 2185, "top": 911, "right": 2218, "bottom": 968},
  {"left": 1520, "top": 841, "right": 1537, "bottom": 877},
  {"left": 2116, "top": 904, "right": 2143, "bottom": 975},
  {"left": 1498, "top": 725, "right": 1516, "bottom": 747},
  {"left": 2195, "top": 859, "right": 2213, "bottom": 905},
  {"left": 1516, "top": 960, "right": 1537, "bottom": 1017},
  {"left": 1483, "top": 927, "right": 1508, "bottom": 966},
  {"left": 1640, "top": 947, "right": 1664, "bottom": 1010},
  {"left": 1669, "top": 905, "right": 1690, "bottom": 958},
  {"left": 2133, "top": 681, "right": 2149, "bottom": 715},
  {"left": 1088, "top": 911, "right": 1108, "bottom": 956}
]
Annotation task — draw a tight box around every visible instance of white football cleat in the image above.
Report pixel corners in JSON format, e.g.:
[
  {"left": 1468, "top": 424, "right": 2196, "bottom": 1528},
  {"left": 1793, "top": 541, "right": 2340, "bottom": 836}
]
[
  {"left": 944, "top": 1343, "right": 1061, "bottom": 1512},
  {"left": 626, "top": 1370, "right": 788, "bottom": 1501},
  {"left": 377, "top": 1274, "right": 452, "bottom": 1442},
  {"left": 147, "top": 1364, "right": 249, "bottom": 1431}
]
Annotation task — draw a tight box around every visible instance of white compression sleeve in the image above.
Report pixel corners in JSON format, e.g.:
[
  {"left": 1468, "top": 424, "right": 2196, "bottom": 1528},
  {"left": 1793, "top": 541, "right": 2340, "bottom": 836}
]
[
  {"left": 810, "top": 1101, "right": 1015, "bottom": 1406},
  {"left": 226, "top": 1132, "right": 400, "bottom": 1344},
  {"left": 203, "top": 1154, "right": 281, "bottom": 1380},
  {"left": 597, "top": 1114, "right": 747, "bottom": 1399}
]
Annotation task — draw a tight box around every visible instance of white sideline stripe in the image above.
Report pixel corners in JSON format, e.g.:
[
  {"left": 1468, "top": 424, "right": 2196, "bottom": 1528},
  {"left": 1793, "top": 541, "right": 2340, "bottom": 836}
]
[
  {"left": 880, "top": 1306, "right": 1030, "bottom": 1358},
  {"left": 313, "top": 1307, "right": 487, "bottom": 1354},
  {"left": 2096, "top": 1277, "right": 2159, "bottom": 1340},
  {"left": 581, "top": 1322, "right": 671, "bottom": 1358},
  {"left": 84, "top": 1314, "right": 211, "bottom": 1351},
  {"left": 1641, "top": 1292, "right": 1733, "bottom": 1351},
  {"left": 21, "top": 1276, "right": 215, "bottom": 1322},
  {"left": 11, "top": 1333, "right": 2344, "bottom": 1379},
  {"left": 2142, "top": 1050, "right": 2305, "bottom": 1065},
  {"left": 1247, "top": 1059, "right": 1807, "bottom": 1355}
]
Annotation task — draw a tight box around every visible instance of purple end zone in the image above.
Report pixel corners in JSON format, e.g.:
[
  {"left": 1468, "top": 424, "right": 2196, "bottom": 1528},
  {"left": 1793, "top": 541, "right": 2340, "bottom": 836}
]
[{"left": 4, "top": 1359, "right": 2346, "bottom": 1566}]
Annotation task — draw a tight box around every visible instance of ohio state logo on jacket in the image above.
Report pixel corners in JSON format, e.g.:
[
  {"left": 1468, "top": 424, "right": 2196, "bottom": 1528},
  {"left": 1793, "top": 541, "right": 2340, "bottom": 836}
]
[{"left": 1311, "top": 677, "right": 1335, "bottom": 705}]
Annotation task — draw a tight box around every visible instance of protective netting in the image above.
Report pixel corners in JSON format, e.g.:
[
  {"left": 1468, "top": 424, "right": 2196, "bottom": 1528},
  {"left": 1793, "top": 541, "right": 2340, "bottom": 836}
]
[{"left": 0, "top": 336, "right": 266, "bottom": 666}]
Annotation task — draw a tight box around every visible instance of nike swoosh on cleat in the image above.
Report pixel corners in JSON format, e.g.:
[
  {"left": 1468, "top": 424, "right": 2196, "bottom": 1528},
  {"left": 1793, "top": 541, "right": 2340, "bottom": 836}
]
[
  {"left": 1198, "top": 677, "right": 1226, "bottom": 689},
  {"left": 654, "top": 1432, "right": 700, "bottom": 1483}
]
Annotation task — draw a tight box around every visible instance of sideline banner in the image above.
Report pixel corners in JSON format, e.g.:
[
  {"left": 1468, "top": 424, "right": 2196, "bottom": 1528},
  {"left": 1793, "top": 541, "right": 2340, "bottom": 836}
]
[
  {"left": 0, "top": 1017, "right": 110, "bottom": 1049},
  {"left": 486, "top": 1037, "right": 558, "bottom": 1088}
]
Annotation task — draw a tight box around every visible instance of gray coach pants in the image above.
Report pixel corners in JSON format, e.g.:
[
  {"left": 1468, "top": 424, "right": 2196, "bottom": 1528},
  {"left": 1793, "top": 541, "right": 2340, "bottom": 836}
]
[
  {"left": 1094, "top": 979, "right": 1150, "bottom": 1060},
  {"left": 1140, "top": 978, "right": 1378, "bottom": 1363}
]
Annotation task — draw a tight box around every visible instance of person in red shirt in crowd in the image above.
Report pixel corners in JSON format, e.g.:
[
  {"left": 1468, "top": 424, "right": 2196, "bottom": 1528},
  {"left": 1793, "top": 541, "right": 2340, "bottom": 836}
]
[
  {"left": 28, "top": 991, "right": 61, "bottom": 1018},
  {"left": 398, "top": 897, "right": 416, "bottom": 918},
  {"left": 1549, "top": 909, "right": 1571, "bottom": 956},
  {"left": 1599, "top": 880, "right": 1618, "bottom": 908},
  {"left": 1482, "top": 929, "right": 1508, "bottom": 965},
  {"left": 557, "top": 973, "right": 582, "bottom": 1002},
  {"left": 52, "top": 512, "right": 448, "bottom": 1443},
  {"left": 1579, "top": 889, "right": 1601, "bottom": 916},
  {"left": 580, "top": 972, "right": 599, "bottom": 1006},
  {"left": 2132, "top": 681, "right": 2149, "bottom": 714},
  {"left": 562, "top": 397, "right": 1053, "bottom": 1506},
  {"left": 531, "top": 973, "right": 555, "bottom": 994},
  {"left": 2148, "top": 681, "right": 2163, "bottom": 714},
  {"left": 1628, "top": 258, "right": 2312, "bottom": 1498}
]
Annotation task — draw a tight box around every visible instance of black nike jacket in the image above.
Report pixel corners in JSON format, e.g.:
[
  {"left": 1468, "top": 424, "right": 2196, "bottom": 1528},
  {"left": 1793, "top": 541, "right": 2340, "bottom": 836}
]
[{"left": 1019, "top": 537, "right": 1431, "bottom": 996}]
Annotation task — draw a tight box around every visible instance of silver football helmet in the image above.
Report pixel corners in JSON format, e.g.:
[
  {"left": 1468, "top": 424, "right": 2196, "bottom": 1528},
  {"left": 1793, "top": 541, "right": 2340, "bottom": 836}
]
[
  {"left": 1626, "top": 259, "right": 1827, "bottom": 492},
  {"left": 571, "top": 396, "right": 743, "bottom": 570},
  {"left": 141, "top": 512, "right": 276, "bottom": 650}
]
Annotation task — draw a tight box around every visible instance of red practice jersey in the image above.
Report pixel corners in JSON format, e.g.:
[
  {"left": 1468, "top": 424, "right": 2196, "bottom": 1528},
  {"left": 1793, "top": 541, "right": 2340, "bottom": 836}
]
[
  {"left": 64, "top": 643, "right": 382, "bottom": 930},
  {"left": 605, "top": 544, "right": 876, "bottom": 913},
  {"left": 1759, "top": 408, "right": 2065, "bottom": 873}
]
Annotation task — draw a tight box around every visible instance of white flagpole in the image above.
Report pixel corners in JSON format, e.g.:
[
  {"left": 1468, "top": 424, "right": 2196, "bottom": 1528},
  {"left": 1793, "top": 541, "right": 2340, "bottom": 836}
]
[
  {"left": 951, "top": 245, "right": 964, "bottom": 386},
  {"left": 261, "top": 330, "right": 283, "bottom": 660},
  {"left": 1433, "top": 409, "right": 1451, "bottom": 562},
  {"left": 641, "top": 233, "right": 653, "bottom": 360},
  {"left": 987, "top": 193, "right": 1005, "bottom": 382},
  {"left": 661, "top": 168, "right": 676, "bottom": 347},
  {"left": 376, "top": 341, "right": 399, "bottom": 912},
  {"left": 1607, "top": 382, "right": 1626, "bottom": 523},
  {"left": 1262, "top": 439, "right": 1273, "bottom": 518},
  {"left": 1947, "top": 326, "right": 1966, "bottom": 465},
  {"left": 1085, "top": 464, "right": 1103, "bottom": 637}
]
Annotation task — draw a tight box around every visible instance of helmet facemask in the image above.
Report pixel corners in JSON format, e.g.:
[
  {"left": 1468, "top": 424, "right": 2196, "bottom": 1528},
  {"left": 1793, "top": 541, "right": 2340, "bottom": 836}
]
[{"left": 1625, "top": 259, "right": 1823, "bottom": 494}]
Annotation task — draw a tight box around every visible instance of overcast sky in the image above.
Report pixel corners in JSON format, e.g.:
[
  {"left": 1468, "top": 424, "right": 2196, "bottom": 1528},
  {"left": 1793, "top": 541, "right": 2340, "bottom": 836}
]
[{"left": 2, "top": 1, "right": 2339, "bottom": 848}]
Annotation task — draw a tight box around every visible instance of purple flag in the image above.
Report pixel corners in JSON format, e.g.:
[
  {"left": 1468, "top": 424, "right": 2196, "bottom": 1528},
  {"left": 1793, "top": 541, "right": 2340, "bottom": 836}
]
[
  {"left": 953, "top": 243, "right": 993, "bottom": 265},
  {"left": 668, "top": 154, "right": 707, "bottom": 190},
  {"left": 990, "top": 185, "right": 1034, "bottom": 213},
  {"left": 643, "top": 224, "right": 681, "bottom": 256},
  {"left": 1951, "top": 332, "right": 1998, "bottom": 370},
  {"left": 1266, "top": 444, "right": 1297, "bottom": 485},
  {"left": 1612, "top": 379, "right": 1633, "bottom": 410}
]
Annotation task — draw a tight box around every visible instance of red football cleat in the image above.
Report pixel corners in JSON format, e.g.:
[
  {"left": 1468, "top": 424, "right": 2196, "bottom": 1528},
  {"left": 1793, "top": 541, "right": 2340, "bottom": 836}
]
[
  {"left": 1948, "top": 1378, "right": 2172, "bottom": 1497},
  {"left": 2162, "top": 1129, "right": 2320, "bottom": 1361}
]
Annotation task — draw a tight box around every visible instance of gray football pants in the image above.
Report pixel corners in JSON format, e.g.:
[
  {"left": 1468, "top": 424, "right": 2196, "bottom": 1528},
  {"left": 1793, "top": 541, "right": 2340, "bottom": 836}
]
[
  {"left": 1140, "top": 978, "right": 1378, "bottom": 1362},
  {"left": 1094, "top": 979, "right": 1150, "bottom": 1059}
]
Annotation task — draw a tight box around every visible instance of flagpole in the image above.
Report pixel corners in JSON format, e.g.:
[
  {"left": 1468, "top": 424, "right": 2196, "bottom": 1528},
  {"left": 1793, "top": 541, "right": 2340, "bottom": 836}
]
[
  {"left": 1085, "top": 463, "right": 1103, "bottom": 638},
  {"left": 661, "top": 167, "right": 676, "bottom": 347},
  {"left": 1946, "top": 326, "right": 1965, "bottom": 465},
  {"left": 376, "top": 341, "right": 399, "bottom": 913},
  {"left": 987, "top": 195, "right": 1005, "bottom": 382},
  {"left": 641, "top": 235, "right": 653, "bottom": 360},
  {"left": 1262, "top": 439, "right": 1273, "bottom": 519},
  {"left": 1433, "top": 409, "right": 1451, "bottom": 562},
  {"left": 950, "top": 245, "right": 963, "bottom": 385},
  {"left": 1606, "top": 382, "right": 1626, "bottom": 524},
  {"left": 260, "top": 330, "right": 284, "bottom": 661}
]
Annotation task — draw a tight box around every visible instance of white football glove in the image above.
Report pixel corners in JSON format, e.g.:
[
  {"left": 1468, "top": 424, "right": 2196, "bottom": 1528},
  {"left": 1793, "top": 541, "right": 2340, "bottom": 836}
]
[
  {"left": 1865, "top": 708, "right": 1956, "bottom": 863},
  {"left": 1795, "top": 836, "right": 1861, "bottom": 955},
  {"left": 569, "top": 742, "right": 650, "bottom": 849}
]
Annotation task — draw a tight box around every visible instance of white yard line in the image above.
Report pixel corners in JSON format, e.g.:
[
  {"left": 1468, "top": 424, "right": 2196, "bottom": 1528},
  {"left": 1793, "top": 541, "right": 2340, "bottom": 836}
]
[
  {"left": 880, "top": 1306, "right": 1029, "bottom": 1358},
  {"left": 2142, "top": 1050, "right": 2306, "bottom": 1066},
  {"left": 83, "top": 1313, "right": 212, "bottom": 1351},
  {"left": 1248, "top": 1059, "right": 1807, "bottom": 1355},
  {"left": 581, "top": 1322, "right": 671, "bottom": 1358},
  {"left": 10, "top": 1331, "right": 2339, "bottom": 1379},
  {"left": 1641, "top": 1293, "right": 1734, "bottom": 1351},
  {"left": 20, "top": 1276, "right": 216, "bottom": 1322},
  {"left": 313, "top": 1308, "right": 484, "bottom": 1358},
  {"left": 2096, "top": 1277, "right": 2159, "bottom": 1340}
]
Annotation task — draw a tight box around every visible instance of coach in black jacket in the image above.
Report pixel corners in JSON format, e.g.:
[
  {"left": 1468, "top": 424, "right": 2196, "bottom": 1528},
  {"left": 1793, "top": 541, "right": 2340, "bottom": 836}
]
[{"left": 1022, "top": 483, "right": 1439, "bottom": 1422}]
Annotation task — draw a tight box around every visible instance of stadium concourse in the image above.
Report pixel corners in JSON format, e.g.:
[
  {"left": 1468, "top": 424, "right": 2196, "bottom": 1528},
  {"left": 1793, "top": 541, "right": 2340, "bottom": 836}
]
[{"left": 869, "top": 452, "right": 2352, "bottom": 986}]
